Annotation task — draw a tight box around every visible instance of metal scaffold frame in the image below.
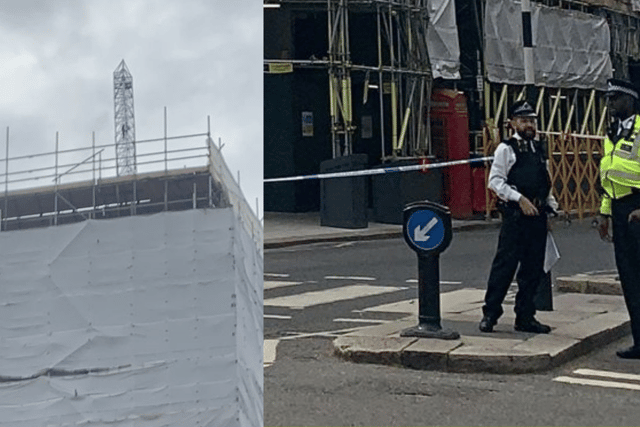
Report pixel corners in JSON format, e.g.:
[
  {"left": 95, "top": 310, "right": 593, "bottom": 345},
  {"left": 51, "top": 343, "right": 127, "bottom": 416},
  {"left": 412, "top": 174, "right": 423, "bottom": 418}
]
[
  {"left": 0, "top": 113, "right": 262, "bottom": 254},
  {"left": 475, "top": 0, "right": 640, "bottom": 220},
  {"left": 267, "top": 0, "right": 433, "bottom": 161}
]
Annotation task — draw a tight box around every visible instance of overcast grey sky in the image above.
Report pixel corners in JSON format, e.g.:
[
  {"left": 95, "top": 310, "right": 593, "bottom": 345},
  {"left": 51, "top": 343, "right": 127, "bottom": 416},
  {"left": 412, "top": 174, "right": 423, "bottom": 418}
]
[{"left": 0, "top": 0, "right": 262, "bottom": 216}]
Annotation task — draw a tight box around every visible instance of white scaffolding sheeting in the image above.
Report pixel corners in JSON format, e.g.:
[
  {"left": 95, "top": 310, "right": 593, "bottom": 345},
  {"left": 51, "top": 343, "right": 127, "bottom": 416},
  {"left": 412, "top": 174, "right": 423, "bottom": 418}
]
[
  {"left": 427, "top": 0, "right": 461, "bottom": 80},
  {"left": 0, "top": 208, "right": 263, "bottom": 427},
  {"left": 208, "top": 137, "right": 263, "bottom": 256},
  {"left": 484, "top": 0, "right": 612, "bottom": 88}
]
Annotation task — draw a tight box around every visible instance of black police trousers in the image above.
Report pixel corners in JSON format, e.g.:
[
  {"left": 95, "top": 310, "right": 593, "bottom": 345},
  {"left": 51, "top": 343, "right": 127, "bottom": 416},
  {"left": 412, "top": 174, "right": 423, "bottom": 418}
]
[
  {"left": 612, "top": 192, "right": 640, "bottom": 347},
  {"left": 482, "top": 206, "right": 547, "bottom": 321}
]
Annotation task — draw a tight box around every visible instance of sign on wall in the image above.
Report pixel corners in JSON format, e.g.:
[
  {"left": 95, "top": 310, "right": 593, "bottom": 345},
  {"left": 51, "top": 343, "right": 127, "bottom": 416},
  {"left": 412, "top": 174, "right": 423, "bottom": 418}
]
[{"left": 302, "top": 111, "right": 314, "bottom": 137}]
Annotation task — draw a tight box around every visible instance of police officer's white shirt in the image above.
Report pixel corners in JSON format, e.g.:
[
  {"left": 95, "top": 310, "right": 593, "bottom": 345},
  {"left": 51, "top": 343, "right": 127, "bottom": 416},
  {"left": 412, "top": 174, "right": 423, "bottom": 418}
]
[{"left": 488, "top": 131, "right": 558, "bottom": 210}]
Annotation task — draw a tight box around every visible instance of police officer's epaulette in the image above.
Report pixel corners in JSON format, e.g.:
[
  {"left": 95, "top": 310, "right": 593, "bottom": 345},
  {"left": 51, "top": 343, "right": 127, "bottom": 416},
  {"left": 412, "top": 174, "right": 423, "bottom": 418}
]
[
  {"left": 503, "top": 137, "right": 547, "bottom": 159},
  {"left": 621, "top": 126, "right": 635, "bottom": 142}
]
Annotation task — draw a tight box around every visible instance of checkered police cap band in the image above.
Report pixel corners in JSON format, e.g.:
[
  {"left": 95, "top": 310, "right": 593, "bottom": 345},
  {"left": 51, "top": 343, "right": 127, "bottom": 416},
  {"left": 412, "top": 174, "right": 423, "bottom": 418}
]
[
  {"left": 607, "top": 81, "right": 639, "bottom": 99},
  {"left": 510, "top": 101, "right": 536, "bottom": 118}
]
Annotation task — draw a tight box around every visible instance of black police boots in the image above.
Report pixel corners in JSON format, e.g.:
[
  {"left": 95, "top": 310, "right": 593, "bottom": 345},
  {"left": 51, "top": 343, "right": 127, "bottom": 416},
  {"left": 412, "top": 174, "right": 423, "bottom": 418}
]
[
  {"left": 479, "top": 316, "right": 496, "bottom": 333},
  {"left": 616, "top": 346, "right": 640, "bottom": 359},
  {"left": 514, "top": 318, "right": 551, "bottom": 334}
]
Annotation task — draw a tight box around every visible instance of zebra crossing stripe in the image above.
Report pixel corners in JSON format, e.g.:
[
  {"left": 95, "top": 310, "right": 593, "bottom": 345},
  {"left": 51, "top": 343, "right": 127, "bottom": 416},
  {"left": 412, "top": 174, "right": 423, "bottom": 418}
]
[
  {"left": 264, "top": 284, "right": 407, "bottom": 309},
  {"left": 332, "top": 318, "right": 390, "bottom": 324},
  {"left": 264, "top": 339, "right": 279, "bottom": 368},
  {"left": 553, "top": 376, "right": 640, "bottom": 391},
  {"left": 265, "top": 314, "right": 292, "bottom": 320},
  {"left": 278, "top": 326, "right": 365, "bottom": 341},
  {"left": 573, "top": 368, "right": 640, "bottom": 382},
  {"left": 325, "top": 275, "right": 376, "bottom": 281},
  {"left": 264, "top": 280, "right": 302, "bottom": 290},
  {"left": 405, "top": 279, "right": 462, "bottom": 285}
]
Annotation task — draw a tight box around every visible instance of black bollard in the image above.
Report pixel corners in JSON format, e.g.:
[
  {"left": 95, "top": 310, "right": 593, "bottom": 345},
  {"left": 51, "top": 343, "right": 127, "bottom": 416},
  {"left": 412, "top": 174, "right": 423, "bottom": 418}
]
[
  {"left": 400, "top": 201, "right": 459, "bottom": 340},
  {"left": 418, "top": 254, "right": 441, "bottom": 327}
]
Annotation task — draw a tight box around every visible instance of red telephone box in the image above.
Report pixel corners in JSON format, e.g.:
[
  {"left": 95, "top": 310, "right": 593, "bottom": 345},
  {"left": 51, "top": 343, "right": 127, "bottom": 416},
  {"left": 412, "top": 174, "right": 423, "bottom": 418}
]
[
  {"left": 430, "top": 89, "right": 473, "bottom": 219},
  {"left": 472, "top": 167, "right": 487, "bottom": 213}
]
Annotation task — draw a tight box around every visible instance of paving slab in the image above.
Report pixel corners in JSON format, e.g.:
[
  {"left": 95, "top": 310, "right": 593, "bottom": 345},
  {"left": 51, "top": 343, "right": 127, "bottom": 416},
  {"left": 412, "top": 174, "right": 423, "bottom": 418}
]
[
  {"left": 360, "top": 299, "right": 418, "bottom": 314},
  {"left": 450, "top": 335, "right": 524, "bottom": 351},
  {"left": 512, "top": 334, "right": 581, "bottom": 366},
  {"left": 556, "top": 273, "right": 622, "bottom": 295},
  {"left": 448, "top": 345, "right": 551, "bottom": 374},
  {"left": 344, "top": 318, "right": 416, "bottom": 337},
  {"left": 585, "top": 294, "right": 629, "bottom": 307},
  {"left": 551, "top": 292, "right": 627, "bottom": 312},
  {"left": 553, "top": 311, "right": 629, "bottom": 341},
  {"left": 535, "top": 309, "right": 596, "bottom": 324},
  {"left": 445, "top": 312, "right": 485, "bottom": 324},
  {"left": 441, "top": 288, "right": 486, "bottom": 313},
  {"left": 401, "top": 339, "right": 463, "bottom": 371},
  {"left": 334, "top": 335, "right": 417, "bottom": 366}
]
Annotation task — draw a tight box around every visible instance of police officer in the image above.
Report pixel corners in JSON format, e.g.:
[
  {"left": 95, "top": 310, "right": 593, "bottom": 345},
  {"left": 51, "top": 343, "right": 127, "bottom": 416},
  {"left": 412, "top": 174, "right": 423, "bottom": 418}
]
[
  {"left": 479, "top": 100, "right": 558, "bottom": 334},
  {"left": 597, "top": 78, "right": 640, "bottom": 359}
]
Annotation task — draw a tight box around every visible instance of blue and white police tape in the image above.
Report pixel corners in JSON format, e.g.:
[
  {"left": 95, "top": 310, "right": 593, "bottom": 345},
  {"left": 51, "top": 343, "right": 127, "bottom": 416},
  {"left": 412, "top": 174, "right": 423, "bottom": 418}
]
[{"left": 264, "top": 156, "right": 494, "bottom": 183}]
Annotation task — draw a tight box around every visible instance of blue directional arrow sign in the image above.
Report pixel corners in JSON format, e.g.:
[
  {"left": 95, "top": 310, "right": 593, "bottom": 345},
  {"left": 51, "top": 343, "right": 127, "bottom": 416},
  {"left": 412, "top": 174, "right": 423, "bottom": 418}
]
[{"left": 406, "top": 210, "right": 446, "bottom": 252}]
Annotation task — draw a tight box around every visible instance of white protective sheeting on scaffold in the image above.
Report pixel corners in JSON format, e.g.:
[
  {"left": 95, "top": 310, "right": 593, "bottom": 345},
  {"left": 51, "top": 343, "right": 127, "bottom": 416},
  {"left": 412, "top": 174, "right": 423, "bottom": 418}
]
[
  {"left": 0, "top": 208, "right": 263, "bottom": 427},
  {"left": 484, "top": 0, "right": 612, "bottom": 89},
  {"left": 427, "top": 0, "right": 461, "bottom": 80}
]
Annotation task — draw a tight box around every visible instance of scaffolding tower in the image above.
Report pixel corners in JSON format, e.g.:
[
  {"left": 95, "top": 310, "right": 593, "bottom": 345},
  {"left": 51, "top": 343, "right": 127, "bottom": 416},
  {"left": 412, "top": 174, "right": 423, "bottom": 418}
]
[{"left": 113, "top": 60, "right": 137, "bottom": 176}]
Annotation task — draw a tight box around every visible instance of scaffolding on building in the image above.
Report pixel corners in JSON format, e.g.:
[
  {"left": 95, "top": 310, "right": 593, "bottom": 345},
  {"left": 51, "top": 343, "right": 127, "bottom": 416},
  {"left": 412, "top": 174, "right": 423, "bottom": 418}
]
[
  {"left": 265, "top": 0, "right": 433, "bottom": 161},
  {"left": 265, "top": 0, "right": 640, "bottom": 219},
  {"left": 0, "top": 115, "right": 262, "bottom": 253},
  {"left": 477, "top": 0, "right": 640, "bottom": 220}
]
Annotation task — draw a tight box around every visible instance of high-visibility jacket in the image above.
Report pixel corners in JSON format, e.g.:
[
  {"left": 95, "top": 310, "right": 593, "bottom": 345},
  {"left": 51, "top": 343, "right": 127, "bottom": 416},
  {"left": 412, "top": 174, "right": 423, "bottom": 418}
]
[{"left": 600, "top": 114, "right": 640, "bottom": 216}]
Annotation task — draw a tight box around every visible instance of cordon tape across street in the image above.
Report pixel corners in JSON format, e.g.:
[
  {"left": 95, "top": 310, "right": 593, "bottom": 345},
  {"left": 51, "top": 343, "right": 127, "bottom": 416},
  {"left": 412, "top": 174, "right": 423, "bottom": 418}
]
[{"left": 263, "top": 157, "right": 494, "bottom": 183}]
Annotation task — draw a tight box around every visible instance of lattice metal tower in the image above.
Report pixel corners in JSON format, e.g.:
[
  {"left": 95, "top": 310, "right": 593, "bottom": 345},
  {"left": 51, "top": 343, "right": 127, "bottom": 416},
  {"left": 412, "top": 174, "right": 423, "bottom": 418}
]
[{"left": 113, "top": 59, "right": 136, "bottom": 176}]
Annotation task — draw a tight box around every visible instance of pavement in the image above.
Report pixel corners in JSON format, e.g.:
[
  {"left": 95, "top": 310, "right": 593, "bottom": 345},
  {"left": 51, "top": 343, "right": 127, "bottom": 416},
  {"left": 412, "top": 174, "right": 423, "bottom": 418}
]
[
  {"left": 264, "top": 211, "right": 501, "bottom": 249},
  {"left": 264, "top": 211, "right": 630, "bottom": 374}
]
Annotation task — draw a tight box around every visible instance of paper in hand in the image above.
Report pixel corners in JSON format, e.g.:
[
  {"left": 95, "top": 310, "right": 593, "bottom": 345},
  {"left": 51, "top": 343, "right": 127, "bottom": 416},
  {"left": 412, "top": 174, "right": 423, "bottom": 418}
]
[{"left": 543, "top": 231, "right": 560, "bottom": 273}]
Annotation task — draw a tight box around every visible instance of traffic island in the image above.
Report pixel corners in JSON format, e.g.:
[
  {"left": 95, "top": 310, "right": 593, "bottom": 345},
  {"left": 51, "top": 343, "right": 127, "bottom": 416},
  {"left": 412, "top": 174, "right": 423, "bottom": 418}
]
[{"left": 333, "top": 289, "right": 630, "bottom": 374}]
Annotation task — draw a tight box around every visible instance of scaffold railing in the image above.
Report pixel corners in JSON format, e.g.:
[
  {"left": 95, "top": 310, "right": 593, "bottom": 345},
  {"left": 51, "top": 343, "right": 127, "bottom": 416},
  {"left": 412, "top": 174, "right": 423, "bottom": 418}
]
[
  {"left": 0, "top": 124, "right": 262, "bottom": 254},
  {"left": 0, "top": 132, "right": 210, "bottom": 190}
]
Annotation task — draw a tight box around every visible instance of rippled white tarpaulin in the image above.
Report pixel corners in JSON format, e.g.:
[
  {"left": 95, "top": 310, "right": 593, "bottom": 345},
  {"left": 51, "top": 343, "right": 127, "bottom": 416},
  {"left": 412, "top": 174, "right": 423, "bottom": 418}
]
[
  {"left": 427, "top": 0, "right": 461, "bottom": 80},
  {"left": 484, "top": 0, "right": 612, "bottom": 88},
  {"left": 0, "top": 208, "right": 263, "bottom": 426}
]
